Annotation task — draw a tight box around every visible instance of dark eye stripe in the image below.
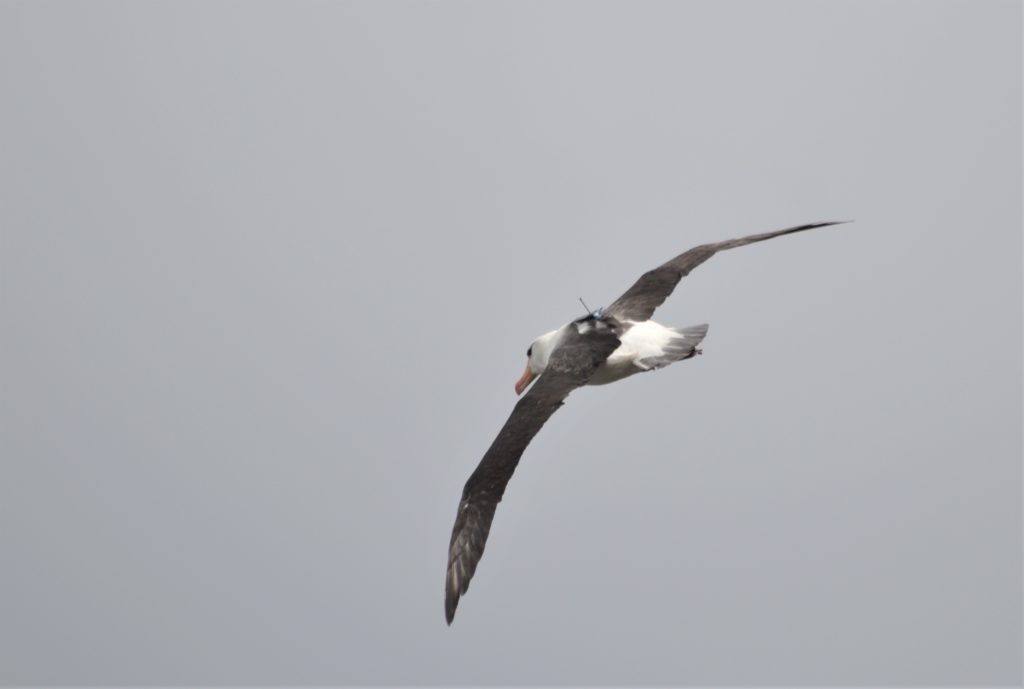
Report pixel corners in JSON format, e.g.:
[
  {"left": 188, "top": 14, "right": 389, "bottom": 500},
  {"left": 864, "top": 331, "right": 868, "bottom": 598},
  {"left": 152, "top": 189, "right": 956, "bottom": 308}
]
[{"left": 527, "top": 346, "right": 533, "bottom": 357}]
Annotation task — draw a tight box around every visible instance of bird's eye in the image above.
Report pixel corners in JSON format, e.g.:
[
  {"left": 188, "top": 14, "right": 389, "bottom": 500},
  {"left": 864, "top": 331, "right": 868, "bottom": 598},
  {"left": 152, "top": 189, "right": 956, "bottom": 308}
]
[{"left": 527, "top": 346, "right": 533, "bottom": 357}]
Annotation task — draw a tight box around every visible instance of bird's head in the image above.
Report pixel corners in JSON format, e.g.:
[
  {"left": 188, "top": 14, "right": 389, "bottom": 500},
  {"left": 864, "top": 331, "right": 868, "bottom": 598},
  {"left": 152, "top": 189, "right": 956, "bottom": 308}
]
[{"left": 515, "top": 328, "right": 562, "bottom": 395}]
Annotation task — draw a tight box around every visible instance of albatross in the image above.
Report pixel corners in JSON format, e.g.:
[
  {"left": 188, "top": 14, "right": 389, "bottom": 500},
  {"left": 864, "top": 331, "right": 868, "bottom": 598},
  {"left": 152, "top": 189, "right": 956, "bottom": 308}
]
[{"left": 445, "top": 221, "right": 844, "bottom": 624}]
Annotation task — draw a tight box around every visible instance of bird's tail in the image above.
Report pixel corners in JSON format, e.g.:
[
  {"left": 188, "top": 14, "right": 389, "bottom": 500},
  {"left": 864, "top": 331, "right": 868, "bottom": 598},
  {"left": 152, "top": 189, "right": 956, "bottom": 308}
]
[
  {"left": 635, "top": 323, "right": 709, "bottom": 370},
  {"left": 670, "top": 324, "right": 709, "bottom": 350}
]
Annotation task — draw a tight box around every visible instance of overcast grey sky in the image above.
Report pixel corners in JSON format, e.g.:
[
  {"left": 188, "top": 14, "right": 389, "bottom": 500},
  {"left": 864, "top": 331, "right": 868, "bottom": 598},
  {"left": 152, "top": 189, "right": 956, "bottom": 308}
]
[{"left": 1, "top": 0, "right": 1020, "bottom": 685}]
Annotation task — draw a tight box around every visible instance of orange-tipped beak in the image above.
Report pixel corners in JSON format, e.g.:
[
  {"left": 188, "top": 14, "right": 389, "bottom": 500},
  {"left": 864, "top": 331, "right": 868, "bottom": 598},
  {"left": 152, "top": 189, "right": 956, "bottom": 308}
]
[{"left": 514, "top": 363, "right": 536, "bottom": 396}]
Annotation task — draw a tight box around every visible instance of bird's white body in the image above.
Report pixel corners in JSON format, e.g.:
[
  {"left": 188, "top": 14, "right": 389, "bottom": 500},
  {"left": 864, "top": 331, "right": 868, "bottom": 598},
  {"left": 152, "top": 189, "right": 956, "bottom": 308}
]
[{"left": 526, "top": 319, "right": 709, "bottom": 387}]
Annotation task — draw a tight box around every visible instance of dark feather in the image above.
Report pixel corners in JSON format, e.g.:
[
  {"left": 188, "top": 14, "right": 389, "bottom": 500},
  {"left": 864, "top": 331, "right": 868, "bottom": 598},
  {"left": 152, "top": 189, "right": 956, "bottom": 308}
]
[
  {"left": 444, "top": 324, "right": 620, "bottom": 624},
  {"left": 605, "top": 221, "right": 846, "bottom": 322}
]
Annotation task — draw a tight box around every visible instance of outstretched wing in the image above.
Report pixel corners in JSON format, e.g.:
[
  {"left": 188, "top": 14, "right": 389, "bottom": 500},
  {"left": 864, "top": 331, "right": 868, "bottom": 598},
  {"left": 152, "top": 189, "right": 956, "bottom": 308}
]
[
  {"left": 445, "top": 323, "right": 620, "bottom": 624},
  {"left": 605, "top": 221, "right": 845, "bottom": 322}
]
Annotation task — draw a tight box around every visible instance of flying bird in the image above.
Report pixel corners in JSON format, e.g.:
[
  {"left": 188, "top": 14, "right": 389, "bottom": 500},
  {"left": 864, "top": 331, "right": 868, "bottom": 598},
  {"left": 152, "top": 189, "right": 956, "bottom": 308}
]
[{"left": 444, "top": 221, "right": 844, "bottom": 624}]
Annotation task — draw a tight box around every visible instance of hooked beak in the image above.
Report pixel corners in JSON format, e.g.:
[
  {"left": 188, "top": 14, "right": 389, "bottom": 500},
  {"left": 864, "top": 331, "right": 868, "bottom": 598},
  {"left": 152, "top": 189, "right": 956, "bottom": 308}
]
[{"left": 514, "top": 362, "right": 536, "bottom": 396}]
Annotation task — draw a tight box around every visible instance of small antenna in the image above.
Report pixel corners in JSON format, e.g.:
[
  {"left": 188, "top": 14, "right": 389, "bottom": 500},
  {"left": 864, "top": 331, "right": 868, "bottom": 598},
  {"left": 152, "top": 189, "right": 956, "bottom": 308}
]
[{"left": 579, "top": 297, "right": 592, "bottom": 314}]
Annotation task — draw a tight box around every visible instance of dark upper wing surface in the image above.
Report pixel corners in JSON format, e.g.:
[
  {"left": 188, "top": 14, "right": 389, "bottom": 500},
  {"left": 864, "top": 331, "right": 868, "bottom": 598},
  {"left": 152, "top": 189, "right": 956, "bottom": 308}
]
[
  {"left": 445, "top": 323, "right": 620, "bottom": 624},
  {"left": 605, "top": 221, "right": 845, "bottom": 322}
]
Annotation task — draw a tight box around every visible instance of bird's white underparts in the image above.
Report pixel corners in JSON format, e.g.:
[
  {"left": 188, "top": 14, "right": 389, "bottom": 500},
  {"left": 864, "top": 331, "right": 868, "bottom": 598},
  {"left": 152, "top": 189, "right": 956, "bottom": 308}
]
[{"left": 515, "top": 317, "right": 710, "bottom": 395}]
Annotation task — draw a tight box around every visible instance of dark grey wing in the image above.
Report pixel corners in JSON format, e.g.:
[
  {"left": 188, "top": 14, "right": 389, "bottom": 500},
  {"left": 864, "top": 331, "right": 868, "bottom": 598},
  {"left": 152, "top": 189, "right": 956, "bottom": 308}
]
[
  {"left": 605, "top": 221, "right": 845, "bottom": 322},
  {"left": 445, "top": 324, "right": 620, "bottom": 624}
]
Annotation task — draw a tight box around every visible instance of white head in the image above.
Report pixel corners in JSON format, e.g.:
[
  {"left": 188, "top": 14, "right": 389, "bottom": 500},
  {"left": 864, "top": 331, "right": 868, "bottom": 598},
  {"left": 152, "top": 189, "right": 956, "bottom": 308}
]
[{"left": 514, "top": 328, "right": 563, "bottom": 395}]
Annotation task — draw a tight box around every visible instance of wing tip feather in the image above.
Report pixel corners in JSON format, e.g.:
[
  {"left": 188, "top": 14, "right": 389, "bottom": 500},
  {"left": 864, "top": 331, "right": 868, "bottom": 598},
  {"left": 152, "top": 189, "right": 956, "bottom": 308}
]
[
  {"left": 445, "top": 595, "right": 457, "bottom": 625},
  {"left": 445, "top": 569, "right": 462, "bottom": 624}
]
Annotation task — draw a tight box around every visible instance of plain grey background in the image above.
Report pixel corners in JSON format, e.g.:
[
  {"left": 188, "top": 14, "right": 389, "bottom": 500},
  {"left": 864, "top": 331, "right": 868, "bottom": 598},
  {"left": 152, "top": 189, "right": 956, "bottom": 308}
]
[{"left": 1, "top": 0, "right": 1020, "bottom": 685}]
